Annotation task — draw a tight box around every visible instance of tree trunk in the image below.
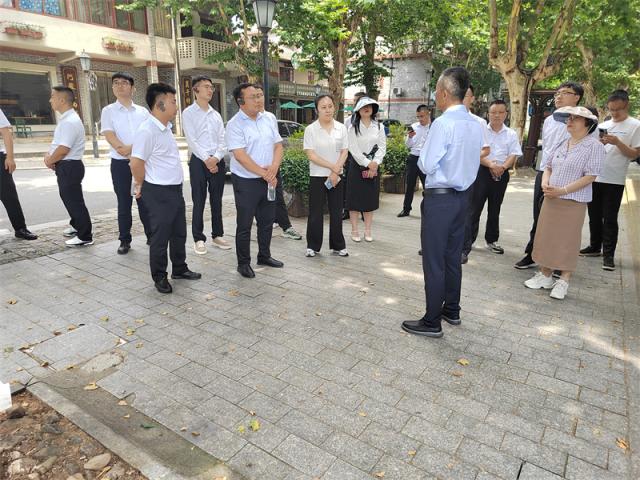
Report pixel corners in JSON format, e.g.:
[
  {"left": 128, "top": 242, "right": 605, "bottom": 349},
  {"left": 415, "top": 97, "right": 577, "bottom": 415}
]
[
  {"left": 330, "top": 39, "right": 347, "bottom": 122},
  {"left": 576, "top": 40, "right": 599, "bottom": 115},
  {"left": 501, "top": 70, "right": 530, "bottom": 140}
]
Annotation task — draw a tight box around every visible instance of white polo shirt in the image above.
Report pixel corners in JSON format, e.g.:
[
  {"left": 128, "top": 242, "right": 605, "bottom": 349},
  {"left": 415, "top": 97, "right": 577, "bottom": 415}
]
[
  {"left": 303, "top": 120, "right": 348, "bottom": 177},
  {"left": 182, "top": 103, "right": 226, "bottom": 162},
  {"left": 100, "top": 100, "right": 149, "bottom": 160},
  {"left": 486, "top": 123, "right": 522, "bottom": 165},
  {"left": 596, "top": 116, "right": 640, "bottom": 185},
  {"left": 131, "top": 116, "right": 183, "bottom": 185},
  {"left": 49, "top": 109, "right": 85, "bottom": 160},
  {"left": 470, "top": 112, "right": 490, "bottom": 147},
  {"left": 226, "top": 110, "right": 283, "bottom": 179},
  {"left": 0, "top": 108, "right": 10, "bottom": 153},
  {"left": 406, "top": 122, "right": 430, "bottom": 156}
]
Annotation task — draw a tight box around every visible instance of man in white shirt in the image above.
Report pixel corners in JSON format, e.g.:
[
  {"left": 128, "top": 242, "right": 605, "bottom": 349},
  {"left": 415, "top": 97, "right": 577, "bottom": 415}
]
[
  {"left": 45, "top": 86, "right": 92, "bottom": 247},
  {"left": 182, "top": 76, "right": 231, "bottom": 255},
  {"left": 515, "top": 81, "right": 584, "bottom": 269},
  {"left": 226, "top": 83, "right": 284, "bottom": 278},
  {"left": 398, "top": 104, "right": 431, "bottom": 217},
  {"left": 463, "top": 85, "right": 491, "bottom": 157},
  {"left": 100, "top": 72, "right": 151, "bottom": 255},
  {"left": 463, "top": 99, "right": 522, "bottom": 262},
  {"left": 0, "top": 107, "right": 37, "bottom": 240},
  {"left": 581, "top": 89, "right": 640, "bottom": 271},
  {"left": 130, "top": 83, "right": 201, "bottom": 293}
]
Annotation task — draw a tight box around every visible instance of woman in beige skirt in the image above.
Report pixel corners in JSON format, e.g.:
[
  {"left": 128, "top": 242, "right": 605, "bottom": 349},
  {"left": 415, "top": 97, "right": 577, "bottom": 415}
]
[{"left": 525, "top": 106, "right": 605, "bottom": 300}]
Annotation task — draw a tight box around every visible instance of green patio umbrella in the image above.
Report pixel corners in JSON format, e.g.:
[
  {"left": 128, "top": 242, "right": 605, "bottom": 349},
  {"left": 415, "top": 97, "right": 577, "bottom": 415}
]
[
  {"left": 281, "top": 101, "right": 302, "bottom": 109},
  {"left": 301, "top": 102, "right": 316, "bottom": 108}
]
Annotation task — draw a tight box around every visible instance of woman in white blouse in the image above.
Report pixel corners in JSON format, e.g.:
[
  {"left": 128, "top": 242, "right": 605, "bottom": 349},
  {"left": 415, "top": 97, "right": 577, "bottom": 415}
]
[
  {"left": 346, "top": 97, "right": 386, "bottom": 242},
  {"left": 303, "top": 95, "right": 349, "bottom": 257}
]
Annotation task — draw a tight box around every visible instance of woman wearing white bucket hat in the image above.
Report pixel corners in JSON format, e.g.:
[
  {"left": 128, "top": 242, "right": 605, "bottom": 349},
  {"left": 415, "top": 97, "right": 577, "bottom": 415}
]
[
  {"left": 346, "top": 97, "right": 386, "bottom": 242},
  {"left": 524, "top": 106, "right": 605, "bottom": 300}
]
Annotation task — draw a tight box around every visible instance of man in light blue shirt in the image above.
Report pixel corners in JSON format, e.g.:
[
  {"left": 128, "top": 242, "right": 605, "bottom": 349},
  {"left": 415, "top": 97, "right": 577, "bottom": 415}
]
[
  {"left": 226, "top": 83, "right": 284, "bottom": 278},
  {"left": 402, "top": 67, "right": 483, "bottom": 338}
]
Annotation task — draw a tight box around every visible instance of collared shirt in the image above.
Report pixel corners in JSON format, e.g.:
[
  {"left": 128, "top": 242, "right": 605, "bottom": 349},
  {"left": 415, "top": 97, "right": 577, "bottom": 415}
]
[
  {"left": 546, "top": 136, "right": 604, "bottom": 203},
  {"left": 596, "top": 116, "right": 640, "bottom": 185},
  {"left": 406, "top": 122, "right": 430, "bottom": 156},
  {"left": 225, "top": 110, "right": 283, "bottom": 179},
  {"left": 0, "top": 108, "right": 10, "bottom": 153},
  {"left": 49, "top": 109, "right": 85, "bottom": 160},
  {"left": 182, "top": 102, "right": 226, "bottom": 162},
  {"left": 100, "top": 100, "right": 149, "bottom": 160},
  {"left": 348, "top": 120, "right": 386, "bottom": 167},
  {"left": 303, "top": 119, "right": 348, "bottom": 177},
  {"left": 418, "top": 104, "right": 483, "bottom": 191},
  {"left": 486, "top": 123, "right": 522, "bottom": 165},
  {"left": 131, "top": 116, "right": 183, "bottom": 185},
  {"left": 538, "top": 114, "right": 569, "bottom": 171},
  {"left": 470, "top": 112, "right": 490, "bottom": 147}
]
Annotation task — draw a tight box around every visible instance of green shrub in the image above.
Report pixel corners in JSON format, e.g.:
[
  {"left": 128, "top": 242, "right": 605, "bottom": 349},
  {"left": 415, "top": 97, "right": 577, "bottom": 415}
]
[
  {"left": 280, "top": 146, "right": 310, "bottom": 193},
  {"left": 288, "top": 129, "right": 305, "bottom": 140},
  {"left": 381, "top": 137, "right": 409, "bottom": 176}
]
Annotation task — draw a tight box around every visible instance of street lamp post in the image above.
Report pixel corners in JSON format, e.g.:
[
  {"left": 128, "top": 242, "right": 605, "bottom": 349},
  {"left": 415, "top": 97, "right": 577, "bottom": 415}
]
[
  {"left": 252, "top": 0, "right": 277, "bottom": 112},
  {"left": 79, "top": 50, "right": 99, "bottom": 158}
]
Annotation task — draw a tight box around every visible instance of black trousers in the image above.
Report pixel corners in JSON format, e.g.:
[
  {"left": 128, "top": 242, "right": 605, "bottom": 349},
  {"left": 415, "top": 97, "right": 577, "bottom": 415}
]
[
  {"left": 232, "top": 174, "right": 275, "bottom": 266},
  {"left": 524, "top": 170, "right": 545, "bottom": 254},
  {"left": 306, "top": 176, "right": 346, "bottom": 252},
  {"left": 0, "top": 152, "right": 27, "bottom": 231},
  {"left": 421, "top": 189, "right": 469, "bottom": 326},
  {"left": 55, "top": 161, "right": 92, "bottom": 241},
  {"left": 142, "top": 182, "right": 188, "bottom": 280},
  {"left": 111, "top": 158, "right": 150, "bottom": 242},
  {"left": 463, "top": 166, "right": 509, "bottom": 254},
  {"left": 189, "top": 154, "right": 226, "bottom": 242},
  {"left": 275, "top": 170, "right": 291, "bottom": 230},
  {"left": 587, "top": 182, "right": 625, "bottom": 257},
  {"left": 402, "top": 154, "right": 426, "bottom": 212}
]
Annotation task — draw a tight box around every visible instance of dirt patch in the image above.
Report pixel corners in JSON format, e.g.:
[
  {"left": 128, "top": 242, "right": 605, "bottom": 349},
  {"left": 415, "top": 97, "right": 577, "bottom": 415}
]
[{"left": 1, "top": 390, "right": 147, "bottom": 480}]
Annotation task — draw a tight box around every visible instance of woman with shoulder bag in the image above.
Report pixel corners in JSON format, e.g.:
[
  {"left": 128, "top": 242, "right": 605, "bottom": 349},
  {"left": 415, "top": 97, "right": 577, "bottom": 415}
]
[{"left": 346, "top": 97, "right": 386, "bottom": 242}]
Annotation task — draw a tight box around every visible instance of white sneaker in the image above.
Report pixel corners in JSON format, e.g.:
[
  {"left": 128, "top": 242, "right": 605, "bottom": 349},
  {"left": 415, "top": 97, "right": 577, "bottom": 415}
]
[
  {"left": 305, "top": 248, "right": 316, "bottom": 257},
  {"left": 65, "top": 236, "right": 93, "bottom": 247},
  {"left": 550, "top": 279, "right": 569, "bottom": 300},
  {"left": 333, "top": 249, "right": 349, "bottom": 257},
  {"left": 194, "top": 240, "right": 207, "bottom": 255},
  {"left": 63, "top": 227, "right": 78, "bottom": 238},
  {"left": 212, "top": 237, "right": 232, "bottom": 250},
  {"left": 524, "top": 272, "right": 555, "bottom": 289}
]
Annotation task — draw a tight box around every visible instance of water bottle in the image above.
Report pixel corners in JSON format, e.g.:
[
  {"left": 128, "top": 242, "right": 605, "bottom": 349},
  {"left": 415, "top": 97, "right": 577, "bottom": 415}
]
[{"left": 267, "top": 184, "right": 276, "bottom": 201}]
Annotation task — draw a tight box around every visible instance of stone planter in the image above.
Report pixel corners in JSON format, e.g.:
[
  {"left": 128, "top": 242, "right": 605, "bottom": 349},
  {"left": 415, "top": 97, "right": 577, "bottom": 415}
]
[
  {"left": 4, "top": 27, "right": 19, "bottom": 35},
  {"left": 381, "top": 173, "right": 406, "bottom": 194},
  {"left": 287, "top": 191, "right": 309, "bottom": 218}
]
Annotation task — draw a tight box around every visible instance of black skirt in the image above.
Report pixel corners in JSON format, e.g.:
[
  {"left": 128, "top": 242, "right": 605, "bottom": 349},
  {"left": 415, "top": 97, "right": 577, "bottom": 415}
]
[{"left": 345, "top": 156, "right": 380, "bottom": 212}]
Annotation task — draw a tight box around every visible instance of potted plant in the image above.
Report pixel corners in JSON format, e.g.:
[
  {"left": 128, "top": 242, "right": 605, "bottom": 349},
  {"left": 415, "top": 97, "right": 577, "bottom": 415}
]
[
  {"left": 280, "top": 139, "right": 311, "bottom": 217},
  {"left": 380, "top": 124, "right": 410, "bottom": 194}
]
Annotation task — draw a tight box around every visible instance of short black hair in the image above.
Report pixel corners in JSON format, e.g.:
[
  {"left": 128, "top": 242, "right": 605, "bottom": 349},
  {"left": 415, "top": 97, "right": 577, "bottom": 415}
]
[
  {"left": 607, "top": 89, "right": 629, "bottom": 104},
  {"left": 145, "top": 82, "right": 176, "bottom": 109},
  {"left": 585, "top": 106, "right": 599, "bottom": 134},
  {"left": 233, "top": 82, "right": 261, "bottom": 106},
  {"left": 314, "top": 94, "right": 334, "bottom": 110},
  {"left": 52, "top": 85, "right": 75, "bottom": 104},
  {"left": 112, "top": 72, "right": 134, "bottom": 86},
  {"left": 192, "top": 75, "right": 212, "bottom": 89},
  {"left": 489, "top": 99, "right": 508, "bottom": 108},
  {"left": 440, "top": 67, "right": 470, "bottom": 101},
  {"left": 468, "top": 84, "right": 475, "bottom": 95},
  {"left": 558, "top": 82, "right": 584, "bottom": 103},
  {"left": 416, "top": 104, "right": 430, "bottom": 113}
]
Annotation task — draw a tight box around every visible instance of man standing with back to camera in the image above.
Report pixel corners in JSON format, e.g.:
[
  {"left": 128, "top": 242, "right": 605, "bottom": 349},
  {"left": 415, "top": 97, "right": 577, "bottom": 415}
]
[{"left": 402, "top": 67, "right": 483, "bottom": 338}]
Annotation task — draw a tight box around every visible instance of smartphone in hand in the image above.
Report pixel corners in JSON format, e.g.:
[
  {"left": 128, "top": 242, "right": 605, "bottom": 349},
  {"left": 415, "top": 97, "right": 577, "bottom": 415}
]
[{"left": 599, "top": 128, "right": 608, "bottom": 138}]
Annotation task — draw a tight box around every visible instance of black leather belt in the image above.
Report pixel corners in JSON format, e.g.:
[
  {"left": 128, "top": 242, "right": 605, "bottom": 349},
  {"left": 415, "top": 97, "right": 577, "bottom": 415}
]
[{"left": 423, "top": 188, "right": 456, "bottom": 196}]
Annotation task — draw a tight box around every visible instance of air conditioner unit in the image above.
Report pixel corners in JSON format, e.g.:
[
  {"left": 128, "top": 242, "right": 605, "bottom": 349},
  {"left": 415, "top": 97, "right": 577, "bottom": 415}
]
[{"left": 393, "top": 87, "right": 404, "bottom": 97}]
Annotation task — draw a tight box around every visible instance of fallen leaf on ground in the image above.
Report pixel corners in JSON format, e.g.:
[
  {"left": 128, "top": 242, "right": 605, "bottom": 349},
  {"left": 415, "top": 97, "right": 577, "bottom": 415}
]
[
  {"left": 3, "top": 347, "right": 14, "bottom": 354},
  {"left": 40, "top": 361, "right": 50, "bottom": 368},
  {"left": 374, "top": 472, "right": 385, "bottom": 478},
  {"left": 180, "top": 427, "right": 187, "bottom": 432},
  {"left": 315, "top": 312, "right": 322, "bottom": 316},
  {"left": 118, "top": 400, "right": 128, "bottom": 406},
  {"left": 229, "top": 290, "right": 240, "bottom": 297},
  {"left": 452, "top": 371, "right": 464, "bottom": 377},
  {"left": 53, "top": 331, "right": 62, "bottom": 336},
  {"left": 123, "top": 414, "right": 130, "bottom": 419},
  {"left": 65, "top": 365, "right": 75, "bottom": 370},
  {"left": 205, "top": 294, "right": 215, "bottom": 301},
  {"left": 237, "top": 425, "right": 246, "bottom": 433},
  {"left": 457, "top": 358, "right": 470, "bottom": 366},
  {"left": 100, "top": 316, "right": 109, "bottom": 322},
  {"left": 176, "top": 352, "right": 183, "bottom": 356},
  {"left": 135, "top": 342, "right": 144, "bottom": 349},
  {"left": 358, "top": 411, "right": 368, "bottom": 417},
  {"left": 7, "top": 299, "right": 17, "bottom": 305},
  {"left": 249, "top": 410, "right": 256, "bottom": 416},
  {"left": 67, "top": 325, "right": 77, "bottom": 331},
  {"left": 135, "top": 319, "right": 145, "bottom": 324},
  {"left": 616, "top": 438, "right": 629, "bottom": 451},
  {"left": 191, "top": 431, "right": 200, "bottom": 437},
  {"left": 408, "top": 450, "right": 417, "bottom": 456},
  {"left": 84, "top": 382, "right": 98, "bottom": 391},
  {"left": 249, "top": 419, "right": 261, "bottom": 431},
  {"left": 140, "top": 423, "right": 156, "bottom": 429},
  {"left": 126, "top": 328, "right": 136, "bottom": 336}
]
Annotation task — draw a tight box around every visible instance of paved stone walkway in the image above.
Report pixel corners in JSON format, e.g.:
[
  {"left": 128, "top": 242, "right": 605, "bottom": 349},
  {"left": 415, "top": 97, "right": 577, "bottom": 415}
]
[{"left": 1, "top": 172, "right": 638, "bottom": 479}]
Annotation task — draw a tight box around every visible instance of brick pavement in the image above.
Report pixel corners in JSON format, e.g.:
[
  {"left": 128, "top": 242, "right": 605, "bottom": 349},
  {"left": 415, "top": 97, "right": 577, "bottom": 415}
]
[{"left": 1, "top": 172, "right": 638, "bottom": 479}]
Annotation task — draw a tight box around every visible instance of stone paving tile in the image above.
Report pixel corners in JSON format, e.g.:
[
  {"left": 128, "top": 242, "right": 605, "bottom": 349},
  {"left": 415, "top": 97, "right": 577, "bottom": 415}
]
[
  {"left": 371, "top": 454, "right": 434, "bottom": 480},
  {"left": 272, "top": 434, "right": 336, "bottom": 478},
  {"left": 321, "top": 431, "right": 383, "bottom": 472},
  {"left": 321, "top": 459, "right": 370, "bottom": 480},
  {"left": 565, "top": 456, "right": 621, "bottom": 480},
  {"left": 500, "top": 432, "right": 567, "bottom": 476},
  {"left": 518, "top": 463, "right": 563, "bottom": 480},
  {"left": 456, "top": 438, "right": 522, "bottom": 479},
  {"left": 541, "top": 427, "right": 609, "bottom": 468}
]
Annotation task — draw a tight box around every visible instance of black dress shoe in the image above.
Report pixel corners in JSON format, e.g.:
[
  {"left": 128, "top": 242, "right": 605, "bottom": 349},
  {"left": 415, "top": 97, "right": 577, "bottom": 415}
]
[
  {"left": 442, "top": 312, "right": 461, "bottom": 326},
  {"left": 418, "top": 249, "right": 422, "bottom": 256},
  {"left": 117, "top": 241, "right": 131, "bottom": 255},
  {"left": 237, "top": 264, "right": 255, "bottom": 278},
  {"left": 397, "top": 210, "right": 410, "bottom": 218},
  {"left": 154, "top": 276, "right": 172, "bottom": 294},
  {"left": 171, "top": 269, "right": 202, "bottom": 280},
  {"left": 257, "top": 257, "right": 284, "bottom": 268},
  {"left": 15, "top": 228, "right": 38, "bottom": 240},
  {"left": 401, "top": 320, "right": 443, "bottom": 338}
]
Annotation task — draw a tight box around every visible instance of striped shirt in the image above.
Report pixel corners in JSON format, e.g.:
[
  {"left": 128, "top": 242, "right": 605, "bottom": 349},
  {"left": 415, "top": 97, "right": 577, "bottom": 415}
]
[{"left": 546, "top": 136, "right": 605, "bottom": 203}]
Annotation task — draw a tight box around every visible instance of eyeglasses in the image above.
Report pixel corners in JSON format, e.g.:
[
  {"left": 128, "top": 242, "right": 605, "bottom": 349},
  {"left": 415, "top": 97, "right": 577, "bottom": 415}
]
[
  {"left": 245, "top": 93, "right": 265, "bottom": 101},
  {"left": 554, "top": 91, "right": 577, "bottom": 98},
  {"left": 566, "top": 115, "right": 585, "bottom": 122},
  {"left": 112, "top": 80, "right": 132, "bottom": 86}
]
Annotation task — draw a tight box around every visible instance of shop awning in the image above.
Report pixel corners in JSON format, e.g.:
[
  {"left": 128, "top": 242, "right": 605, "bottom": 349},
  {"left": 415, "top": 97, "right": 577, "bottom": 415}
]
[{"left": 280, "top": 101, "right": 302, "bottom": 109}]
